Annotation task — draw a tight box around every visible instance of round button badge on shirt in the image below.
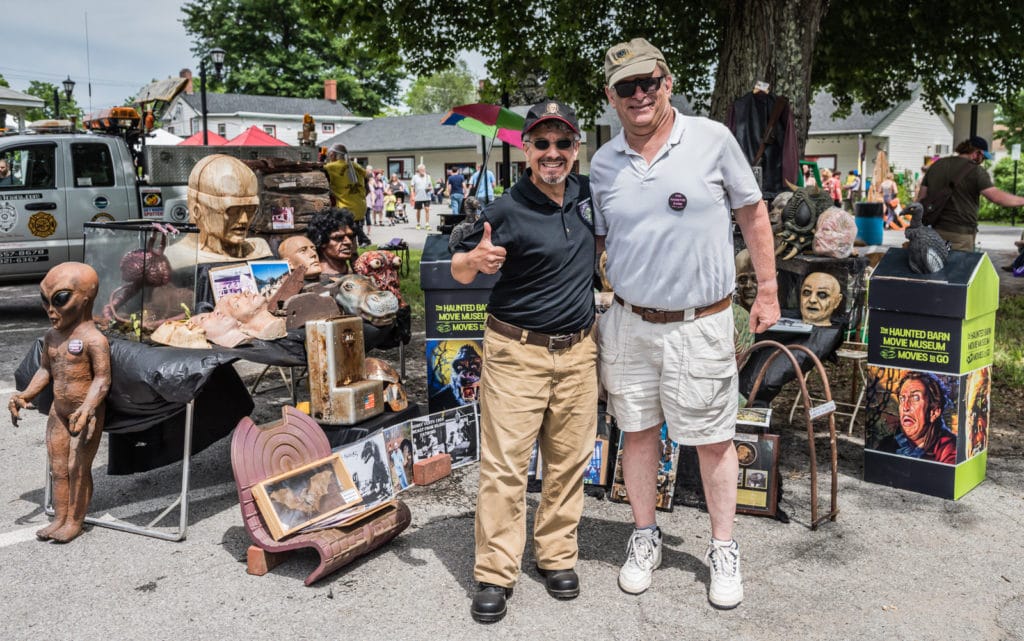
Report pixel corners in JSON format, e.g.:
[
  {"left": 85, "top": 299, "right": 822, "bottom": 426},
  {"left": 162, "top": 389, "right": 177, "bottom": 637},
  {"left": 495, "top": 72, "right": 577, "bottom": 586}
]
[{"left": 668, "top": 192, "right": 688, "bottom": 211}]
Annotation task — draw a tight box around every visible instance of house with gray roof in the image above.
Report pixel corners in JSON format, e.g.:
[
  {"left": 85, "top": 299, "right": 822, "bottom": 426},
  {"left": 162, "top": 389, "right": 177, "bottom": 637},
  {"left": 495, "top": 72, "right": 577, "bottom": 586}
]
[
  {"left": 322, "top": 105, "right": 574, "bottom": 186},
  {"left": 804, "top": 86, "right": 953, "bottom": 185},
  {"left": 161, "top": 87, "right": 368, "bottom": 145}
]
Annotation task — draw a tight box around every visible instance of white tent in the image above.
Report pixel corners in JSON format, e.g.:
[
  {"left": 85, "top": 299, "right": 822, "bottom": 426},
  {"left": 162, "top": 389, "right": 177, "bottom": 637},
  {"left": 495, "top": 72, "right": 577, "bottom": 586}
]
[{"left": 145, "top": 128, "right": 183, "bottom": 145}]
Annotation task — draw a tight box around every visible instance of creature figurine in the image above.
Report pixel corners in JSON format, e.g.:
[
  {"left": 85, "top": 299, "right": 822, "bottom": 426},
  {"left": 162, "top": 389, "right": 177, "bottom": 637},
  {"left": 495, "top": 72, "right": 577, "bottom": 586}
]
[
  {"left": 904, "top": 202, "right": 950, "bottom": 274},
  {"left": 9, "top": 263, "right": 111, "bottom": 543},
  {"left": 353, "top": 250, "right": 404, "bottom": 304}
]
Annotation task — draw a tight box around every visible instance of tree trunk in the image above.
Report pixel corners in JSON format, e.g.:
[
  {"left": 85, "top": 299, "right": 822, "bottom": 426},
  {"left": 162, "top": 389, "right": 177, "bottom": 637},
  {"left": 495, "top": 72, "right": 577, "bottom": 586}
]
[{"left": 709, "top": 0, "right": 828, "bottom": 154}]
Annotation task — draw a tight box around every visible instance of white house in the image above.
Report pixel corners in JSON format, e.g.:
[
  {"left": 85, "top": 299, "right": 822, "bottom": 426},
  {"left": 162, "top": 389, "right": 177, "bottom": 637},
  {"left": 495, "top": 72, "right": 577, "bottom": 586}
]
[
  {"left": 160, "top": 77, "right": 368, "bottom": 145},
  {"left": 804, "top": 86, "right": 954, "bottom": 184}
]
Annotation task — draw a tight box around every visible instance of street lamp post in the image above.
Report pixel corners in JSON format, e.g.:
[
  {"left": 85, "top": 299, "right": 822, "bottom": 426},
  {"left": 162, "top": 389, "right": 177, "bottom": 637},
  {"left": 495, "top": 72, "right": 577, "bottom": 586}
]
[
  {"left": 200, "top": 47, "right": 226, "bottom": 146},
  {"left": 52, "top": 75, "right": 76, "bottom": 120}
]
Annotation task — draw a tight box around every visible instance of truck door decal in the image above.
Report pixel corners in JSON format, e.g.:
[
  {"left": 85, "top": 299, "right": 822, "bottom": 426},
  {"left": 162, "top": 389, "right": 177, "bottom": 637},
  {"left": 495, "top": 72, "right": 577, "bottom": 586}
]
[
  {"left": 0, "top": 202, "right": 16, "bottom": 233},
  {"left": 28, "top": 212, "right": 57, "bottom": 238}
]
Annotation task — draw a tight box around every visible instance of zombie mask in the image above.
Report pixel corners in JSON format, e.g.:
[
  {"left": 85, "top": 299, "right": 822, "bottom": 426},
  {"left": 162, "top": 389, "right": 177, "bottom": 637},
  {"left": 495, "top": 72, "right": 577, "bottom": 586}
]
[
  {"left": 354, "top": 250, "right": 403, "bottom": 302},
  {"left": 191, "top": 311, "right": 250, "bottom": 348},
  {"left": 734, "top": 249, "right": 757, "bottom": 311},
  {"left": 40, "top": 262, "right": 99, "bottom": 332},
  {"left": 799, "top": 272, "right": 843, "bottom": 326}
]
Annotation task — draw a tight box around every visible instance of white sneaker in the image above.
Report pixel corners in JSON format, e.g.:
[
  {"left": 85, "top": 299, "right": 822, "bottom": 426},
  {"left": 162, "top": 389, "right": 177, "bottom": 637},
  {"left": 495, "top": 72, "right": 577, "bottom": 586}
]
[
  {"left": 618, "top": 527, "right": 662, "bottom": 594},
  {"left": 705, "top": 539, "right": 743, "bottom": 609}
]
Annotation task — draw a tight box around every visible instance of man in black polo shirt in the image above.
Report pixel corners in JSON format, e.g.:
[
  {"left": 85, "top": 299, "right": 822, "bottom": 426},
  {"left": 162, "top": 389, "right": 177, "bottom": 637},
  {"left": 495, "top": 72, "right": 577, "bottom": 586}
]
[{"left": 452, "top": 99, "right": 597, "bottom": 624}]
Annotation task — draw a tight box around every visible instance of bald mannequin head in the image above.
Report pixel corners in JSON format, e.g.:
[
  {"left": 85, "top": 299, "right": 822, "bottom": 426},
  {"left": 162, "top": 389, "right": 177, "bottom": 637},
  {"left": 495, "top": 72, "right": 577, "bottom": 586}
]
[
  {"left": 278, "top": 235, "right": 322, "bottom": 278},
  {"left": 800, "top": 272, "right": 843, "bottom": 326}
]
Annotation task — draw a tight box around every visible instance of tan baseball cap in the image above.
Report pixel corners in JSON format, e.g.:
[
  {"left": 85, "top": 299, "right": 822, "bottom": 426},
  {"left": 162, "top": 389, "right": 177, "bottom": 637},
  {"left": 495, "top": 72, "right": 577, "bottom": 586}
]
[{"left": 604, "top": 38, "right": 667, "bottom": 87}]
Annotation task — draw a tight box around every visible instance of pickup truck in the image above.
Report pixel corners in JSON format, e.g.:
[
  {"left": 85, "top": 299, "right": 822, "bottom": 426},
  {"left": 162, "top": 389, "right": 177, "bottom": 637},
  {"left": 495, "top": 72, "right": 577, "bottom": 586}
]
[{"left": 0, "top": 128, "right": 313, "bottom": 282}]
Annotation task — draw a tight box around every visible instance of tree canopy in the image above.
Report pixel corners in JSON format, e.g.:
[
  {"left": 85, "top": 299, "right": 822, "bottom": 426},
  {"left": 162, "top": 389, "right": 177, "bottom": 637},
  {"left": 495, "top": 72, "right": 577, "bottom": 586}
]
[
  {"left": 309, "top": 0, "right": 1024, "bottom": 151},
  {"left": 24, "top": 81, "right": 83, "bottom": 122},
  {"left": 181, "top": 0, "right": 406, "bottom": 116},
  {"left": 404, "top": 61, "right": 477, "bottom": 114}
]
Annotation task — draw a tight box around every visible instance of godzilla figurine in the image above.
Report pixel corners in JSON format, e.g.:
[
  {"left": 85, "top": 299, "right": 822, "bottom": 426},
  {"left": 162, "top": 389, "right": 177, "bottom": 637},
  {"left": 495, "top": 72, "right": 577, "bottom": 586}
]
[{"left": 904, "top": 202, "right": 950, "bottom": 274}]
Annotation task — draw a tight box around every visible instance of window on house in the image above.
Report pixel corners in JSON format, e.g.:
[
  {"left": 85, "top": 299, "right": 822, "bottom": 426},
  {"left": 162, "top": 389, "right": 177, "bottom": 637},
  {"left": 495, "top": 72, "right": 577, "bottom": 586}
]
[
  {"left": 263, "top": 125, "right": 277, "bottom": 138},
  {"left": 217, "top": 123, "right": 226, "bottom": 137},
  {"left": 166, "top": 126, "right": 174, "bottom": 135},
  {"left": 190, "top": 117, "right": 199, "bottom": 135},
  {"left": 388, "top": 156, "right": 414, "bottom": 180},
  {"left": 322, "top": 123, "right": 335, "bottom": 134}
]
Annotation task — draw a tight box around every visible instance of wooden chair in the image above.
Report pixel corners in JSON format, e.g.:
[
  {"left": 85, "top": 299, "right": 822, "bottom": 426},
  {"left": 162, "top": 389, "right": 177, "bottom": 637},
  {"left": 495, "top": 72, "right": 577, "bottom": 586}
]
[{"left": 231, "top": 405, "right": 411, "bottom": 585}]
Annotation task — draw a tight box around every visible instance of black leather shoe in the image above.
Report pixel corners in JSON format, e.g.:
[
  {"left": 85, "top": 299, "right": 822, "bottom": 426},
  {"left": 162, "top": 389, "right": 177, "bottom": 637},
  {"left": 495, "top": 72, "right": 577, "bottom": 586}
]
[
  {"left": 537, "top": 567, "right": 580, "bottom": 599},
  {"left": 471, "top": 583, "right": 511, "bottom": 623}
]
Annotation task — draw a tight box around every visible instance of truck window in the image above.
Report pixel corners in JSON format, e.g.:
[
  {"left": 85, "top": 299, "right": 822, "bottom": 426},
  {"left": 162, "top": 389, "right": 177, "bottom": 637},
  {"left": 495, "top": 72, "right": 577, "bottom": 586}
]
[
  {"left": 0, "top": 144, "right": 56, "bottom": 190},
  {"left": 71, "top": 142, "right": 115, "bottom": 188}
]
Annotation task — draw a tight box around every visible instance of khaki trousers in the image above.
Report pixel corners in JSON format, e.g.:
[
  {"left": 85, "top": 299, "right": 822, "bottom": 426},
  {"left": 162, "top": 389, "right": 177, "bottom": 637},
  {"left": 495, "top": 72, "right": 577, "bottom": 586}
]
[
  {"left": 935, "top": 228, "right": 975, "bottom": 252},
  {"left": 473, "top": 326, "right": 598, "bottom": 587}
]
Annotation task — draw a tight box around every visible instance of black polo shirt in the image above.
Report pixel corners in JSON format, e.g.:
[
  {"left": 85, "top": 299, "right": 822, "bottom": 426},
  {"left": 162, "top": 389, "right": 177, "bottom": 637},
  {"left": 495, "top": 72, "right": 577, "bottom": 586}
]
[{"left": 454, "top": 170, "right": 595, "bottom": 334}]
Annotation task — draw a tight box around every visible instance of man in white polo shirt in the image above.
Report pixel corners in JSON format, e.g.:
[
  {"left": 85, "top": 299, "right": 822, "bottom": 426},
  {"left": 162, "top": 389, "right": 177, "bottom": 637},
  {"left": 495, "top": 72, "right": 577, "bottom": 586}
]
[{"left": 591, "top": 38, "right": 780, "bottom": 610}]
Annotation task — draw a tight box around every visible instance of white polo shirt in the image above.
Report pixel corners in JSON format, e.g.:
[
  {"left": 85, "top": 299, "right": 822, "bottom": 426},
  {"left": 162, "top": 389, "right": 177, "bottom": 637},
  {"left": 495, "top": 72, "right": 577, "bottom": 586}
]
[{"left": 592, "top": 109, "right": 761, "bottom": 310}]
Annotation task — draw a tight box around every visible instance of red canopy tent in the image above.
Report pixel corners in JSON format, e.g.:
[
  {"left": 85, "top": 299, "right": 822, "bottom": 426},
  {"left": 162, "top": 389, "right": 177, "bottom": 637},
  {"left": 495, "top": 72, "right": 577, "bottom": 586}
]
[
  {"left": 226, "top": 125, "right": 288, "bottom": 146},
  {"left": 178, "top": 130, "right": 228, "bottom": 146}
]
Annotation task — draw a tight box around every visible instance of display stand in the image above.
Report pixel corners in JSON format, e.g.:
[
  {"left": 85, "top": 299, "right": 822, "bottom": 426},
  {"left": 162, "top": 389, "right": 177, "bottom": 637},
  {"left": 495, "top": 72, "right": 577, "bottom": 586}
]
[
  {"left": 45, "top": 401, "right": 194, "bottom": 542},
  {"left": 231, "top": 406, "right": 411, "bottom": 585},
  {"left": 740, "top": 340, "right": 839, "bottom": 530}
]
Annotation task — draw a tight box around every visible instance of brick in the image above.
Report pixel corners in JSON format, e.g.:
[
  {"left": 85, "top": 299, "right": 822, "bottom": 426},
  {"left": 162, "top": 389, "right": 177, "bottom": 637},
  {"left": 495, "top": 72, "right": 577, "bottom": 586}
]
[
  {"left": 246, "top": 545, "right": 287, "bottom": 576},
  {"left": 413, "top": 453, "right": 452, "bottom": 486}
]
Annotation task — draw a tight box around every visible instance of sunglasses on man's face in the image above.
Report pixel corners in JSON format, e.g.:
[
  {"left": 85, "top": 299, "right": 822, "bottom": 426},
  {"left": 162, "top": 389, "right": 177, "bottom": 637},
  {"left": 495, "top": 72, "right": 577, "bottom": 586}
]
[
  {"left": 612, "top": 75, "right": 664, "bottom": 98},
  {"left": 328, "top": 232, "right": 356, "bottom": 243},
  {"left": 526, "top": 138, "right": 575, "bottom": 151}
]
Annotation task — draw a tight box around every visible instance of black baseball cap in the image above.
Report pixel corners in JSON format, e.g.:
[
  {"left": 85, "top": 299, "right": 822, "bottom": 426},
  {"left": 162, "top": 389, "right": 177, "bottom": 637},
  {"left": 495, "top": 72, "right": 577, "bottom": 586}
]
[
  {"left": 969, "top": 135, "right": 993, "bottom": 160},
  {"left": 523, "top": 100, "right": 580, "bottom": 135}
]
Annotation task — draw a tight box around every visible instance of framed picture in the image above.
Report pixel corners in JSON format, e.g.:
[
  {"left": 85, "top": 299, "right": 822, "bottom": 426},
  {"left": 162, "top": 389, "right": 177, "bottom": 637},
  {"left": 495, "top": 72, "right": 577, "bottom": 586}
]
[
  {"left": 248, "top": 259, "right": 291, "bottom": 298},
  {"left": 734, "top": 433, "right": 780, "bottom": 517},
  {"left": 208, "top": 263, "right": 258, "bottom": 302},
  {"left": 609, "top": 423, "right": 679, "bottom": 512},
  {"left": 315, "top": 432, "right": 398, "bottom": 530},
  {"left": 736, "top": 407, "right": 772, "bottom": 429},
  {"left": 252, "top": 453, "right": 362, "bottom": 541},
  {"left": 409, "top": 404, "right": 480, "bottom": 469}
]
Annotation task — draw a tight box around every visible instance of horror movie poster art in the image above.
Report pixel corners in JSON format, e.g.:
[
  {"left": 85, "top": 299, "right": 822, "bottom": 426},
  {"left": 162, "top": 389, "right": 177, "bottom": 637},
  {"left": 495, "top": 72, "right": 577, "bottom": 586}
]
[{"left": 426, "top": 339, "right": 482, "bottom": 413}]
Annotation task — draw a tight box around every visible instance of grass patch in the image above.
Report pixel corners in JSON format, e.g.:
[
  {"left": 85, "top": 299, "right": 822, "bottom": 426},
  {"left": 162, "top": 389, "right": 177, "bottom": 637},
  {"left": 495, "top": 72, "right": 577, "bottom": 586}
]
[
  {"left": 398, "top": 248, "right": 424, "bottom": 319},
  {"left": 996, "top": 295, "right": 1024, "bottom": 387}
]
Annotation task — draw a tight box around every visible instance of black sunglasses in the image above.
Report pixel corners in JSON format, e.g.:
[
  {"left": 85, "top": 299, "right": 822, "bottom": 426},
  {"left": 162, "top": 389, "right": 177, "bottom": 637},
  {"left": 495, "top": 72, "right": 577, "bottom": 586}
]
[
  {"left": 612, "top": 75, "right": 664, "bottom": 98},
  {"left": 526, "top": 138, "right": 575, "bottom": 151}
]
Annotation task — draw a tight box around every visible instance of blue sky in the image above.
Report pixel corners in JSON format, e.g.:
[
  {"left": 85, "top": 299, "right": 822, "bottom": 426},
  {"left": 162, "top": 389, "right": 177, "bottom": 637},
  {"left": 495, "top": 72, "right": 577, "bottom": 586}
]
[{"left": 2, "top": 1, "right": 485, "bottom": 114}]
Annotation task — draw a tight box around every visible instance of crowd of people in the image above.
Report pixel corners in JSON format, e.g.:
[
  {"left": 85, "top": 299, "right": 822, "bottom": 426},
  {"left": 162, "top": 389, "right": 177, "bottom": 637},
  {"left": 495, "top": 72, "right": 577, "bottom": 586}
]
[{"left": 316, "top": 35, "right": 1021, "bottom": 627}]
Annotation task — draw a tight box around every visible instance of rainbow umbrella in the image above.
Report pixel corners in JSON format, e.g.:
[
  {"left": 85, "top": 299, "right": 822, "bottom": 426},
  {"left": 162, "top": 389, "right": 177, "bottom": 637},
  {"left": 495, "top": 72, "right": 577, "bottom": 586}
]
[{"left": 440, "top": 103, "right": 525, "bottom": 149}]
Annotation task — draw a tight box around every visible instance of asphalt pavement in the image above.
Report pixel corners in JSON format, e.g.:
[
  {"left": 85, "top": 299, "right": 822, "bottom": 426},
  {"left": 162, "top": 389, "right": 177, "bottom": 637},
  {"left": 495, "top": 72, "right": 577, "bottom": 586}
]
[{"left": 1, "top": 208, "right": 1023, "bottom": 641}]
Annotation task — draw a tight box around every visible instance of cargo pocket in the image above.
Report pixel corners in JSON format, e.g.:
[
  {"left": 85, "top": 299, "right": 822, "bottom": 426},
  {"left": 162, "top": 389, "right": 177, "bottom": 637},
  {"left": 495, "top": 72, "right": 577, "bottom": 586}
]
[
  {"left": 598, "top": 312, "right": 626, "bottom": 395},
  {"left": 675, "top": 356, "right": 737, "bottom": 410}
]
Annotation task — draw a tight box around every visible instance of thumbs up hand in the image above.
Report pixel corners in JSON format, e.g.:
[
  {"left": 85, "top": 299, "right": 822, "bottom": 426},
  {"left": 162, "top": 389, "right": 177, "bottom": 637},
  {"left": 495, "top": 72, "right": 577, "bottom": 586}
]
[{"left": 473, "top": 222, "right": 507, "bottom": 274}]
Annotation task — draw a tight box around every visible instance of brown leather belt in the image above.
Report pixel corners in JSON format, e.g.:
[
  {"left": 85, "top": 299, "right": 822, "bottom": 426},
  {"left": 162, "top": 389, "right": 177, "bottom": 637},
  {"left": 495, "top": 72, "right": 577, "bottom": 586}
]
[
  {"left": 486, "top": 315, "right": 591, "bottom": 352},
  {"left": 613, "top": 294, "right": 732, "bottom": 324}
]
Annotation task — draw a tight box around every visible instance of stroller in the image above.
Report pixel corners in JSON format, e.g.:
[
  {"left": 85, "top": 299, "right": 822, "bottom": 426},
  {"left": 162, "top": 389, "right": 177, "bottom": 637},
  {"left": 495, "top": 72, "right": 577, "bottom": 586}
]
[{"left": 392, "top": 197, "right": 409, "bottom": 225}]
